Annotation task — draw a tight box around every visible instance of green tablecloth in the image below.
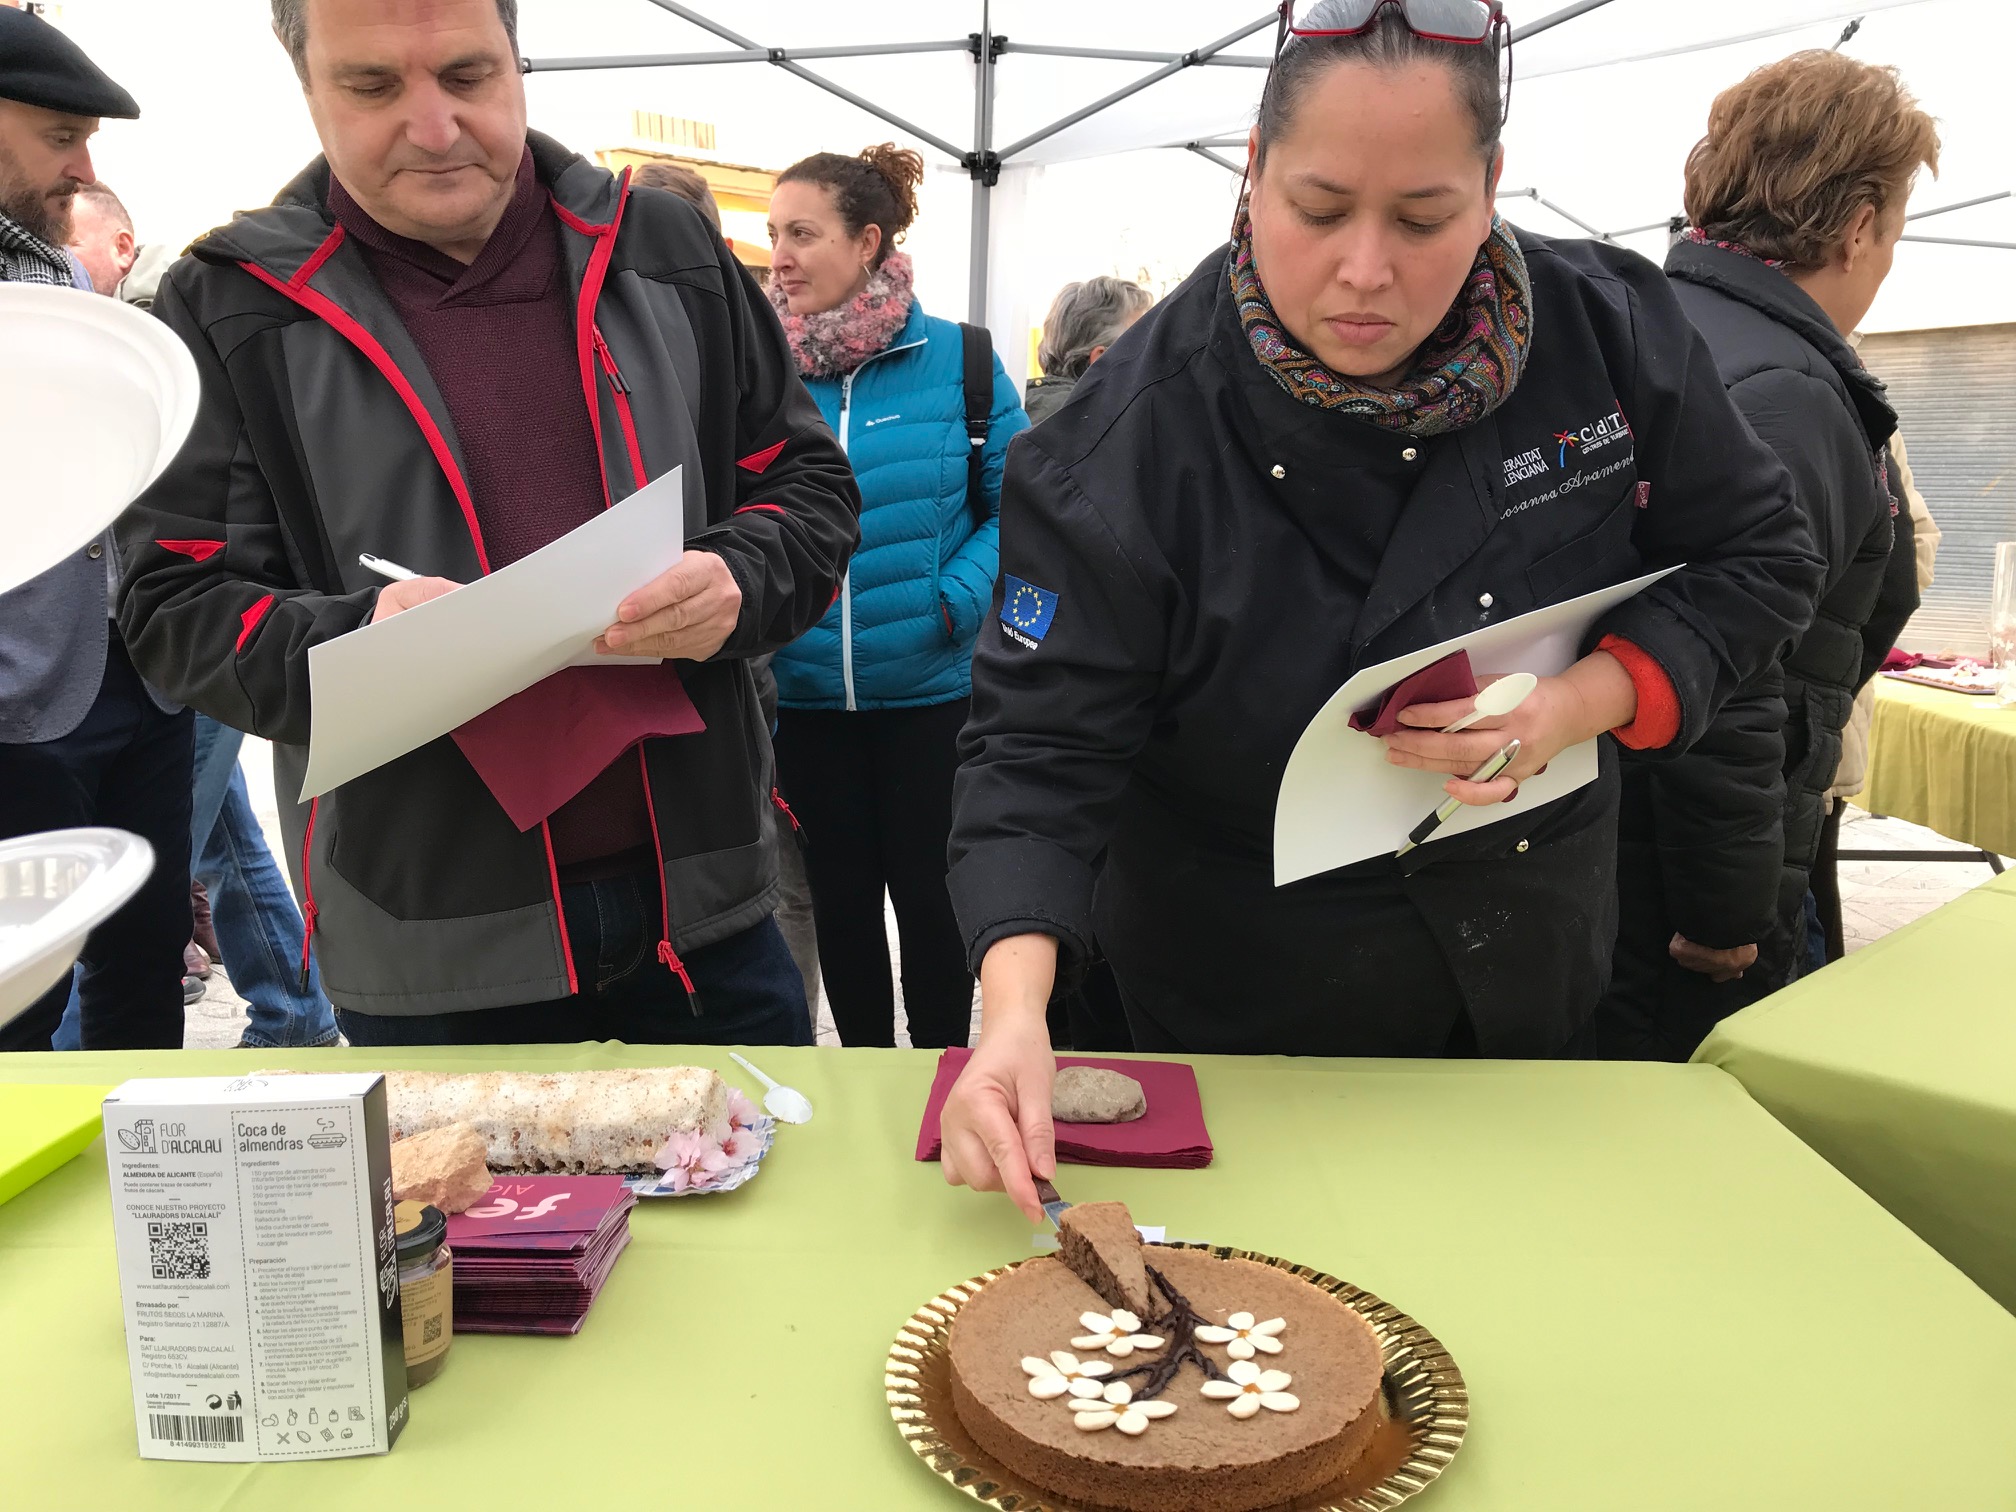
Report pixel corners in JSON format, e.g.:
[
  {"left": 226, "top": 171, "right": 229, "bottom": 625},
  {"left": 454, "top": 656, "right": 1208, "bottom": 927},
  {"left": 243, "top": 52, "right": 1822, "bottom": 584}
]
[
  {"left": 1699, "top": 870, "right": 2016, "bottom": 1315},
  {"left": 4, "top": 1046, "right": 2015, "bottom": 1511},
  {"left": 1849, "top": 675, "right": 2016, "bottom": 857}
]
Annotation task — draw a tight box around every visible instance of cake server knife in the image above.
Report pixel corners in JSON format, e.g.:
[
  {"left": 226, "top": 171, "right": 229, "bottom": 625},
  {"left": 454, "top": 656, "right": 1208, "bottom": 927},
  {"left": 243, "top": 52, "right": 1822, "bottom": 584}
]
[{"left": 1034, "top": 1177, "right": 1072, "bottom": 1229}]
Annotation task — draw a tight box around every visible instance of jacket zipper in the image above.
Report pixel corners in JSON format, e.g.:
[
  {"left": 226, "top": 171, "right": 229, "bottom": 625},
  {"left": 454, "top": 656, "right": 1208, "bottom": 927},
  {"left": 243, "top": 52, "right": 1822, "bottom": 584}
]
[
  {"left": 296, "top": 796, "right": 320, "bottom": 991},
  {"left": 838, "top": 368, "right": 858, "bottom": 711},
  {"left": 637, "top": 746, "right": 703, "bottom": 1015},
  {"left": 828, "top": 337, "right": 924, "bottom": 713}
]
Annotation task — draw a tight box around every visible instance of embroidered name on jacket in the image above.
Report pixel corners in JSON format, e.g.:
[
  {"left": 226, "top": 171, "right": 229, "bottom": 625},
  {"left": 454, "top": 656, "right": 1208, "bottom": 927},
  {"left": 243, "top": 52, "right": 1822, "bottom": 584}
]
[
  {"left": 1502, "top": 405, "right": 1635, "bottom": 519},
  {"left": 1001, "top": 576, "right": 1060, "bottom": 649}
]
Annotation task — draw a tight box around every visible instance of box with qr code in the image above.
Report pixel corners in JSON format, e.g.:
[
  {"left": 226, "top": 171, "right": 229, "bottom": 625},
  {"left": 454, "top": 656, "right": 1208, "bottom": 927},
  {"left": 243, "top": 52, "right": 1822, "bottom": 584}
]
[{"left": 103, "top": 1074, "right": 407, "bottom": 1461}]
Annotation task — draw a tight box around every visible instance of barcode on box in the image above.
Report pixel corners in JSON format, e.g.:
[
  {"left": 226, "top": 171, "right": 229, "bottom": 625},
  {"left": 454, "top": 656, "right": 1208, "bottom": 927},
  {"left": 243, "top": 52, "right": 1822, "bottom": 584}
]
[
  {"left": 148, "top": 1413, "right": 243, "bottom": 1445},
  {"left": 147, "top": 1219, "right": 210, "bottom": 1280}
]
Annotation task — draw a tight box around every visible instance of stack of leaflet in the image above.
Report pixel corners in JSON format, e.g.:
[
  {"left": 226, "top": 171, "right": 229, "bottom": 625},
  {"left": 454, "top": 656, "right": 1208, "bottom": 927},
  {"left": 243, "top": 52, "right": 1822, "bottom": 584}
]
[{"left": 446, "top": 1174, "right": 637, "bottom": 1335}]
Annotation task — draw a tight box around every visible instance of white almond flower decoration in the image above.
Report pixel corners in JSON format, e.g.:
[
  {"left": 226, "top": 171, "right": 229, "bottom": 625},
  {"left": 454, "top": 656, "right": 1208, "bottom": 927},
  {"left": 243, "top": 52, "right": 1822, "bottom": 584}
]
[
  {"left": 1194, "top": 1311, "right": 1286, "bottom": 1360},
  {"left": 1200, "top": 1360, "right": 1300, "bottom": 1418},
  {"left": 1070, "top": 1309, "right": 1166, "bottom": 1358},
  {"left": 1022, "top": 1350, "right": 1114, "bottom": 1401},
  {"left": 1071, "top": 1380, "right": 1180, "bottom": 1436}
]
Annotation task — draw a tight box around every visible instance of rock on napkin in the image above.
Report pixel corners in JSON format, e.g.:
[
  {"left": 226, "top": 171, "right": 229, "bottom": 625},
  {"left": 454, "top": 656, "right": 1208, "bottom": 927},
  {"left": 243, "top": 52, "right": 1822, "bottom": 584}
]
[
  {"left": 450, "top": 663, "right": 704, "bottom": 831},
  {"left": 916, "top": 1049, "right": 1212, "bottom": 1169}
]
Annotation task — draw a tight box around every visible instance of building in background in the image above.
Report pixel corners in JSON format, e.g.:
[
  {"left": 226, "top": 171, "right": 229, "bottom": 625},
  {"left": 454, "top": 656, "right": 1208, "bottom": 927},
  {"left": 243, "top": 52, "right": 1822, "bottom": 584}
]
[
  {"left": 1861, "top": 324, "right": 2016, "bottom": 654},
  {"left": 597, "top": 111, "right": 778, "bottom": 282}
]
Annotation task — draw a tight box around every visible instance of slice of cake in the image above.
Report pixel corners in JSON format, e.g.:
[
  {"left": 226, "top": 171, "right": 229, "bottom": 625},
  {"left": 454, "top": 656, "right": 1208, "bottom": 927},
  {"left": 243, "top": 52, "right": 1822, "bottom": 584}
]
[
  {"left": 1057, "top": 1200, "right": 1152, "bottom": 1316},
  {"left": 383, "top": 1067, "right": 729, "bottom": 1174},
  {"left": 947, "top": 1202, "right": 1386, "bottom": 1512}
]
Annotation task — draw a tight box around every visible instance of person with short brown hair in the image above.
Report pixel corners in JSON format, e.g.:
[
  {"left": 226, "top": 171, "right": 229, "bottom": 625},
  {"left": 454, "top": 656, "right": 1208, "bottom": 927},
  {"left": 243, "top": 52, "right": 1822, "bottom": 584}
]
[
  {"left": 630, "top": 160, "right": 721, "bottom": 231},
  {"left": 1587, "top": 52, "right": 1937, "bottom": 1058}
]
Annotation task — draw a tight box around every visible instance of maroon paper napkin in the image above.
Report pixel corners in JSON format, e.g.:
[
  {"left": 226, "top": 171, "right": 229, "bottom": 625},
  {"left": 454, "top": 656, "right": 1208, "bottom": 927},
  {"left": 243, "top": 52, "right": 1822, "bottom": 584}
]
[
  {"left": 1349, "top": 649, "right": 1478, "bottom": 737},
  {"left": 450, "top": 664, "right": 705, "bottom": 833},
  {"left": 915, "top": 1049, "right": 1212, "bottom": 1169},
  {"left": 446, "top": 1175, "right": 634, "bottom": 1244}
]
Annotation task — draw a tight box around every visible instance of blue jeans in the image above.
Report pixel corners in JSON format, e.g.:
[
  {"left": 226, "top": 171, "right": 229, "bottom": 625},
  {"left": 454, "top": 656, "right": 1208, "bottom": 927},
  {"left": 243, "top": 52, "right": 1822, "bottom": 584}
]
[
  {"left": 336, "top": 869, "right": 812, "bottom": 1048},
  {"left": 55, "top": 715, "right": 336, "bottom": 1049}
]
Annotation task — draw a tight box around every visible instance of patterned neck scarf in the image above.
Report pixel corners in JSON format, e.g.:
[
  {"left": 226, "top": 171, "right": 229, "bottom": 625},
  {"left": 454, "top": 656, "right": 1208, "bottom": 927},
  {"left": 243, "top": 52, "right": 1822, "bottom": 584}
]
[
  {"left": 1679, "top": 225, "right": 1788, "bottom": 269},
  {"left": 0, "top": 206, "right": 76, "bottom": 286},
  {"left": 768, "top": 249, "right": 916, "bottom": 379},
  {"left": 1229, "top": 199, "right": 1532, "bottom": 437}
]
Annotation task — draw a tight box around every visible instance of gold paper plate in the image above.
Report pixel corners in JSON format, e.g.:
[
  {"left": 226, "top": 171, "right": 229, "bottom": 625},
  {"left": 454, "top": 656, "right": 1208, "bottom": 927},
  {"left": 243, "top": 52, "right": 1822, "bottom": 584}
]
[{"left": 886, "top": 1244, "right": 1468, "bottom": 1512}]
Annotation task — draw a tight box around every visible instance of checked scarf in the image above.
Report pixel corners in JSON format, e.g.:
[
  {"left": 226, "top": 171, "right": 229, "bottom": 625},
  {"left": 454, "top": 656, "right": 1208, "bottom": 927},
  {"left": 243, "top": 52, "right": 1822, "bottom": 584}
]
[{"left": 0, "top": 206, "right": 76, "bottom": 286}]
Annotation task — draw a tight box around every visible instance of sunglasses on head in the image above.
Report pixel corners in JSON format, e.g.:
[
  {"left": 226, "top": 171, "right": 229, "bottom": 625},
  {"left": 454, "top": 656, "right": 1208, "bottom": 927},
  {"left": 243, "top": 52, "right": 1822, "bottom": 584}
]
[
  {"left": 1284, "top": 0, "right": 1505, "bottom": 43},
  {"left": 1274, "top": 0, "right": 1513, "bottom": 127}
]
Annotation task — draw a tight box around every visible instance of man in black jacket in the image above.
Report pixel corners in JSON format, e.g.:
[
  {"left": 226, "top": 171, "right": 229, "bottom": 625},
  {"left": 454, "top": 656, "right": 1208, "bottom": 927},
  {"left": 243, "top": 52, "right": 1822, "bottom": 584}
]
[
  {"left": 116, "top": 0, "right": 859, "bottom": 1044},
  {"left": 1586, "top": 52, "right": 1934, "bottom": 1057}
]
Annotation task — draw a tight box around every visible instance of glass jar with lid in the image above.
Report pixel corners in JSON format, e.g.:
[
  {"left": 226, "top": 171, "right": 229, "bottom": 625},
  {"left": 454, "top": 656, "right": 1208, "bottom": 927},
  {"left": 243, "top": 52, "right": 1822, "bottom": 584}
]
[{"left": 394, "top": 1200, "right": 453, "bottom": 1387}]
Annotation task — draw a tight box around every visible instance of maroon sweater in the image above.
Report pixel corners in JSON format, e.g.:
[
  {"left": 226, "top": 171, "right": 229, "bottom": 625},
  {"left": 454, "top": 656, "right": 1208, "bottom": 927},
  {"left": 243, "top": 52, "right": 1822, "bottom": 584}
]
[{"left": 331, "top": 152, "right": 649, "bottom": 870}]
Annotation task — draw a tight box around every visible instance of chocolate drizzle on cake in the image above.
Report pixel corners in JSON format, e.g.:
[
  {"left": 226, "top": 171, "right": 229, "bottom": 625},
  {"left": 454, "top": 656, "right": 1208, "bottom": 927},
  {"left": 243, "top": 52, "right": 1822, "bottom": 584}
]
[{"left": 1112, "top": 1264, "right": 1232, "bottom": 1401}]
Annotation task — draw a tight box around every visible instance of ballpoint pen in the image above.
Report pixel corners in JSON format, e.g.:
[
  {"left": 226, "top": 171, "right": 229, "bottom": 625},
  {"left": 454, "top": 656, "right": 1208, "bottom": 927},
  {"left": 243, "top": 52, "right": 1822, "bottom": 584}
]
[
  {"left": 357, "top": 552, "right": 418, "bottom": 582},
  {"left": 1395, "top": 738, "right": 1522, "bottom": 858}
]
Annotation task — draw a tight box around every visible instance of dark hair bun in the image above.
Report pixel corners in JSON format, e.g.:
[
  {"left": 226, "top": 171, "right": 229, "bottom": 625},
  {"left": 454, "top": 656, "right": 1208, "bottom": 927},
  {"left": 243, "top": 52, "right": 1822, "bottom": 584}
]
[
  {"left": 857, "top": 143, "right": 924, "bottom": 236},
  {"left": 776, "top": 143, "right": 927, "bottom": 267}
]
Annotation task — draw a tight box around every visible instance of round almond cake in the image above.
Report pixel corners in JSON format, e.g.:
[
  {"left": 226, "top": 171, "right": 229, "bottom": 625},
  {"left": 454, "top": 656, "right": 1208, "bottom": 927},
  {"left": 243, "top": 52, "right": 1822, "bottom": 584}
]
[{"left": 947, "top": 1245, "right": 1386, "bottom": 1512}]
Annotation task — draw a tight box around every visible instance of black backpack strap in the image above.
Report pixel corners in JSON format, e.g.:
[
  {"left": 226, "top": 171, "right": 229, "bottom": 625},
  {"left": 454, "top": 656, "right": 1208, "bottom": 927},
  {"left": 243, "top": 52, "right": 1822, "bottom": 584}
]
[{"left": 958, "top": 322, "right": 993, "bottom": 532}]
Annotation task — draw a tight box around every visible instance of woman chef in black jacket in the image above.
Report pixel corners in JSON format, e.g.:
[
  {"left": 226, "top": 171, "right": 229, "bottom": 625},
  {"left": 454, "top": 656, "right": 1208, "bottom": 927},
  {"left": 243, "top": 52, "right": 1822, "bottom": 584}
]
[{"left": 941, "top": 0, "right": 1823, "bottom": 1220}]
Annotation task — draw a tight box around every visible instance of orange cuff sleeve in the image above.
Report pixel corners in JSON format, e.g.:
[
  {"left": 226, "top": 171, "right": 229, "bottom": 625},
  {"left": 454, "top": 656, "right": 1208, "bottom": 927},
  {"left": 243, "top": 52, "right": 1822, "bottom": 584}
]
[{"left": 1598, "top": 634, "right": 1682, "bottom": 751}]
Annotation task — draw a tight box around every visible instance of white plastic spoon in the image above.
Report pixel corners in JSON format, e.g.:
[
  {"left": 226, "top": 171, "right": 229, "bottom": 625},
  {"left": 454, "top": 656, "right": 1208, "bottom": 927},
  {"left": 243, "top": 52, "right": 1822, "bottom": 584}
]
[
  {"left": 1439, "top": 672, "right": 1538, "bottom": 735},
  {"left": 729, "top": 1052, "right": 814, "bottom": 1125}
]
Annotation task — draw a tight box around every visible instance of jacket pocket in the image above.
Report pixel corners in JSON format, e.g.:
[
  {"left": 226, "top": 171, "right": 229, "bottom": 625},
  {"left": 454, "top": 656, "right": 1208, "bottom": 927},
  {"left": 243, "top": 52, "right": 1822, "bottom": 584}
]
[{"left": 1524, "top": 486, "right": 1639, "bottom": 604}]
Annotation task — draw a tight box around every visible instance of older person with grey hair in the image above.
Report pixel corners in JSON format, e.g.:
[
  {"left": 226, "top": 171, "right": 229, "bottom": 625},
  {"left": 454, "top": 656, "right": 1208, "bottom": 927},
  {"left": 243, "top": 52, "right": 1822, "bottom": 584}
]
[{"left": 1024, "top": 275, "right": 1152, "bottom": 425}]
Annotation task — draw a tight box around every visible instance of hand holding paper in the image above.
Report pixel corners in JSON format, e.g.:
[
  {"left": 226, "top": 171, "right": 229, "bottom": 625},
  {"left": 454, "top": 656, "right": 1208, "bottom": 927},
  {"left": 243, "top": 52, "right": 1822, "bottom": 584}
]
[
  {"left": 1383, "top": 654, "right": 1641, "bottom": 806},
  {"left": 370, "top": 574, "right": 461, "bottom": 622},
  {"left": 598, "top": 549, "right": 743, "bottom": 661}
]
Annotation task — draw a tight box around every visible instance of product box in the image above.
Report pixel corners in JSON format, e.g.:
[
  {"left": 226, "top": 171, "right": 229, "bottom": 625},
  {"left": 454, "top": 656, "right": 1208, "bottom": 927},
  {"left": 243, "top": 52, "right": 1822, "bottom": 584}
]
[{"left": 102, "top": 1073, "right": 408, "bottom": 1461}]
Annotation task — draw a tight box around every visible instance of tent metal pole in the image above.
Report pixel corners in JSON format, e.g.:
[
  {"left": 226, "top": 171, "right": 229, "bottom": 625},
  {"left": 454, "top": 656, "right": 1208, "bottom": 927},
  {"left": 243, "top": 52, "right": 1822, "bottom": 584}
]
[
  {"left": 968, "top": 6, "right": 998, "bottom": 325},
  {"left": 635, "top": 0, "right": 967, "bottom": 159},
  {"left": 1905, "top": 190, "right": 2013, "bottom": 222},
  {"left": 522, "top": 40, "right": 974, "bottom": 72},
  {"left": 994, "top": 12, "right": 1276, "bottom": 163},
  {"left": 1000, "top": 42, "right": 1271, "bottom": 67},
  {"left": 1499, "top": 187, "right": 1613, "bottom": 241},
  {"left": 1185, "top": 144, "right": 1245, "bottom": 175},
  {"left": 1609, "top": 218, "right": 1678, "bottom": 237},
  {"left": 1901, "top": 234, "right": 2016, "bottom": 251},
  {"left": 1511, "top": 0, "right": 1620, "bottom": 43}
]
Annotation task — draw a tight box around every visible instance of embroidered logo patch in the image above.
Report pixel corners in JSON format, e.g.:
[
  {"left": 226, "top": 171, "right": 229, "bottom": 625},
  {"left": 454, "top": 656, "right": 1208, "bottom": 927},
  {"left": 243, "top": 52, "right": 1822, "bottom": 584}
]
[{"left": 1001, "top": 576, "right": 1059, "bottom": 648}]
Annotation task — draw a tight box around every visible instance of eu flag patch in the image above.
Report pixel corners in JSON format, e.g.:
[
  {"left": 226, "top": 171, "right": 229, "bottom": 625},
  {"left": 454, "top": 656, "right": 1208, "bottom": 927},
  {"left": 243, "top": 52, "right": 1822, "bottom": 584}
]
[{"left": 1001, "top": 576, "right": 1059, "bottom": 646}]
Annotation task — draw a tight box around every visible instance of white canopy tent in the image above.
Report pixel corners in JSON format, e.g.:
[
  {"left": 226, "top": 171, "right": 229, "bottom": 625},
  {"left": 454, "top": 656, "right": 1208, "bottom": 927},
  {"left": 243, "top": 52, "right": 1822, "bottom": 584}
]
[{"left": 510, "top": 0, "right": 2013, "bottom": 371}]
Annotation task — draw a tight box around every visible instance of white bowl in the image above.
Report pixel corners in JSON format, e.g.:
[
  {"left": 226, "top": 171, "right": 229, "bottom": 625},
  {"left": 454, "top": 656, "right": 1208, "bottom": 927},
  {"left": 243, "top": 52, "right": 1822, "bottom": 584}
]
[
  {"left": 0, "top": 283, "right": 200, "bottom": 596},
  {"left": 0, "top": 828, "right": 156, "bottom": 1030}
]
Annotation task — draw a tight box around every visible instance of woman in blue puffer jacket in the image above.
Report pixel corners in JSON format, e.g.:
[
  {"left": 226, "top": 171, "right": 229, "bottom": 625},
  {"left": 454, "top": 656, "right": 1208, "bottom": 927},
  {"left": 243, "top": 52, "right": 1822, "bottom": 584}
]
[{"left": 766, "top": 144, "right": 1029, "bottom": 1049}]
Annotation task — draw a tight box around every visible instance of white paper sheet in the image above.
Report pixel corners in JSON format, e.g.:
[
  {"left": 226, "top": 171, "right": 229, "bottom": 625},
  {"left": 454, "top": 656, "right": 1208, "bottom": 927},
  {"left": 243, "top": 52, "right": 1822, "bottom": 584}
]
[
  {"left": 1273, "top": 568, "right": 1681, "bottom": 885},
  {"left": 299, "top": 467, "right": 687, "bottom": 801}
]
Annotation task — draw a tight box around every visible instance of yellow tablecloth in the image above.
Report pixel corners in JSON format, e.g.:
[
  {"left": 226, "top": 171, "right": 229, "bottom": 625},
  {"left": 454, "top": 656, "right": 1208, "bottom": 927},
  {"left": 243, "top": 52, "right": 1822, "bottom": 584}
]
[
  {"left": 3, "top": 1046, "right": 2015, "bottom": 1511},
  {"left": 1849, "top": 675, "right": 2016, "bottom": 857},
  {"left": 1698, "top": 871, "right": 2016, "bottom": 1314}
]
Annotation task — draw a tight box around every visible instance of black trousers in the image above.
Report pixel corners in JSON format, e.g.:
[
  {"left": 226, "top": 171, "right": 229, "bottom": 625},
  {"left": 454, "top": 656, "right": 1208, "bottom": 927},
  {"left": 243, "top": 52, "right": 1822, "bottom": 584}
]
[
  {"left": 0, "top": 636, "right": 193, "bottom": 1050},
  {"left": 772, "top": 699, "right": 972, "bottom": 1049}
]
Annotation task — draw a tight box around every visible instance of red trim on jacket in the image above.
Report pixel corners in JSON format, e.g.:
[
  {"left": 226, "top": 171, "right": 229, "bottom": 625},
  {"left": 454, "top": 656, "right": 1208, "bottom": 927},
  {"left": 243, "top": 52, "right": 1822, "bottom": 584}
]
[
  {"left": 297, "top": 796, "right": 320, "bottom": 987},
  {"left": 734, "top": 502, "right": 786, "bottom": 517},
  {"left": 554, "top": 170, "right": 634, "bottom": 511},
  {"left": 158, "top": 538, "right": 227, "bottom": 563},
  {"left": 1599, "top": 633, "right": 1682, "bottom": 751},
  {"left": 291, "top": 224, "right": 346, "bottom": 288},
  {"left": 239, "top": 261, "right": 494, "bottom": 574},
  {"left": 635, "top": 746, "right": 700, "bottom": 1007},
  {"left": 736, "top": 438, "right": 787, "bottom": 475},
  {"left": 235, "top": 593, "right": 275, "bottom": 652},
  {"left": 593, "top": 326, "right": 648, "bottom": 490},
  {"left": 539, "top": 820, "right": 580, "bottom": 997}
]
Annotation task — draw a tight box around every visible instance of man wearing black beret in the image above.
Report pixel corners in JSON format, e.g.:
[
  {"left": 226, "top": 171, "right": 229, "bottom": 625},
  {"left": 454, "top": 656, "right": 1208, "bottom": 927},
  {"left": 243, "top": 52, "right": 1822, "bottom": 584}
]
[
  {"left": 0, "top": 4, "right": 139, "bottom": 286},
  {"left": 0, "top": 7, "right": 192, "bottom": 1052}
]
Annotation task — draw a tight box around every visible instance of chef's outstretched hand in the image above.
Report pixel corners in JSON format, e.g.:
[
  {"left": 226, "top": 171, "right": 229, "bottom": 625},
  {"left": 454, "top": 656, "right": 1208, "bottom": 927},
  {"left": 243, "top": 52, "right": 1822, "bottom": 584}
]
[
  {"left": 1381, "top": 650, "right": 1640, "bottom": 806},
  {"left": 598, "top": 549, "right": 742, "bottom": 662},
  {"left": 940, "top": 934, "right": 1059, "bottom": 1224}
]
